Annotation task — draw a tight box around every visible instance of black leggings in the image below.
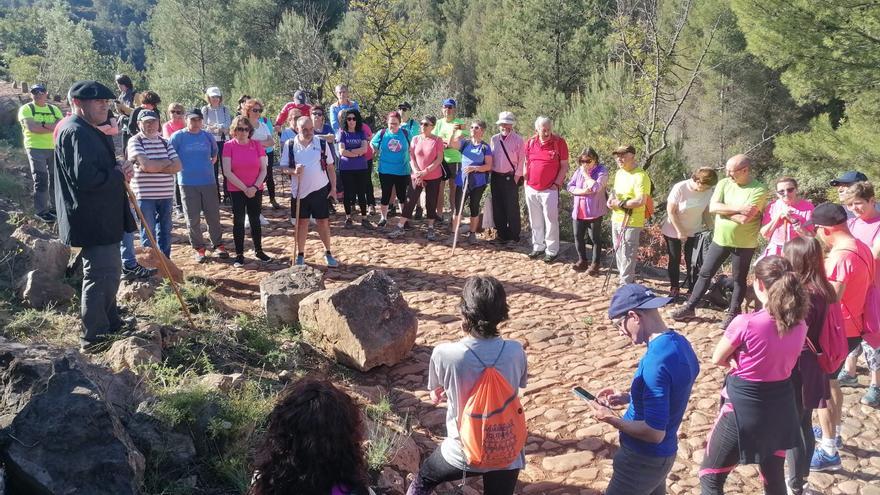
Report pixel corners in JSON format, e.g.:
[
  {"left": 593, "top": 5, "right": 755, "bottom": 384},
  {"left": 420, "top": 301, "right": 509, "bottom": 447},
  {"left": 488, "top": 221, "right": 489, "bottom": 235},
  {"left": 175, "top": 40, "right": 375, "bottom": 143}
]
[
  {"left": 573, "top": 217, "right": 602, "bottom": 263},
  {"left": 664, "top": 235, "right": 697, "bottom": 290},
  {"left": 214, "top": 140, "right": 227, "bottom": 201},
  {"left": 264, "top": 150, "right": 276, "bottom": 201},
  {"left": 408, "top": 447, "right": 519, "bottom": 495},
  {"left": 367, "top": 159, "right": 376, "bottom": 205},
  {"left": 403, "top": 179, "right": 441, "bottom": 220},
  {"left": 700, "top": 403, "right": 786, "bottom": 495},
  {"left": 340, "top": 169, "right": 372, "bottom": 216},
  {"left": 379, "top": 173, "right": 409, "bottom": 206},
  {"left": 454, "top": 184, "right": 487, "bottom": 217},
  {"left": 230, "top": 190, "right": 262, "bottom": 255},
  {"left": 785, "top": 366, "right": 815, "bottom": 495},
  {"left": 685, "top": 242, "right": 755, "bottom": 314}
]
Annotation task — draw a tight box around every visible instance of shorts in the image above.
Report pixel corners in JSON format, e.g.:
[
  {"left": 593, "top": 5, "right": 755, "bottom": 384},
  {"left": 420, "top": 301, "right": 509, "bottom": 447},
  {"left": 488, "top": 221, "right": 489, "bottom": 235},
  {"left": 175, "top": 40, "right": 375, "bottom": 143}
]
[{"left": 296, "top": 184, "right": 330, "bottom": 220}]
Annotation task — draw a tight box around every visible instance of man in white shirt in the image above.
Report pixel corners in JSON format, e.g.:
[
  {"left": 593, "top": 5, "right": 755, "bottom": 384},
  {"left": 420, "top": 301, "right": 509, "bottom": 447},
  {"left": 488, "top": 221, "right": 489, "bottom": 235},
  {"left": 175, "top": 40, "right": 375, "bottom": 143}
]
[{"left": 281, "top": 116, "right": 338, "bottom": 267}]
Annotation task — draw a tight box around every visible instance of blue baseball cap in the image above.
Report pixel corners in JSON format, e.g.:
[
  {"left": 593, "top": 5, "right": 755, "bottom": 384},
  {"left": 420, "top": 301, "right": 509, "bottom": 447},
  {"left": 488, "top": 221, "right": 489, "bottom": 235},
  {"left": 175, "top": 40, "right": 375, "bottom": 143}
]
[
  {"left": 608, "top": 284, "right": 673, "bottom": 319},
  {"left": 442, "top": 98, "right": 456, "bottom": 108},
  {"left": 830, "top": 171, "right": 868, "bottom": 186}
]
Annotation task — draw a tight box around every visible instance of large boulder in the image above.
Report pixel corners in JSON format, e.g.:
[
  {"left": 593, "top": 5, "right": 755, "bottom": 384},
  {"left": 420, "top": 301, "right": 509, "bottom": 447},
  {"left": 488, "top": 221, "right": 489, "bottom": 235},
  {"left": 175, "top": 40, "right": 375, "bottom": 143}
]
[
  {"left": 103, "top": 336, "right": 162, "bottom": 373},
  {"left": 298, "top": 270, "right": 417, "bottom": 372},
  {"left": 259, "top": 265, "right": 324, "bottom": 326},
  {"left": 0, "top": 342, "right": 145, "bottom": 494},
  {"left": 11, "top": 224, "right": 70, "bottom": 279},
  {"left": 16, "top": 269, "right": 75, "bottom": 308}
]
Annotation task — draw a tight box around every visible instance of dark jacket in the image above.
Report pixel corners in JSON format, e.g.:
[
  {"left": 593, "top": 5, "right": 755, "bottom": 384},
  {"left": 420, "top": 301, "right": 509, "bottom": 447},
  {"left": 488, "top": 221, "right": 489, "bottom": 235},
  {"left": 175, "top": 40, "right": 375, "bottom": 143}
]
[{"left": 54, "top": 115, "right": 136, "bottom": 247}]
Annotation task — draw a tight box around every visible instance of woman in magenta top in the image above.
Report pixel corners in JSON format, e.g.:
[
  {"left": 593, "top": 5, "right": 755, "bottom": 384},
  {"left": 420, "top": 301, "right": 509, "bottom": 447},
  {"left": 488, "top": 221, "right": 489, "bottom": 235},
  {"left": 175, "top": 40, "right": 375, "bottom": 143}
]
[
  {"left": 567, "top": 147, "right": 608, "bottom": 274},
  {"left": 700, "top": 256, "right": 809, "bottom": 495},
  {"left": 392, "top": 114, "right": 445, "bottom": 240},
  {"left": 759, "top": 177, "right": 813, "bottom": 260},
  {"left": 162, "top": 102, "right": 186, "bottom": 139},
  {"left": 222, "top": 115, "right": 269, "bottom": 267}
]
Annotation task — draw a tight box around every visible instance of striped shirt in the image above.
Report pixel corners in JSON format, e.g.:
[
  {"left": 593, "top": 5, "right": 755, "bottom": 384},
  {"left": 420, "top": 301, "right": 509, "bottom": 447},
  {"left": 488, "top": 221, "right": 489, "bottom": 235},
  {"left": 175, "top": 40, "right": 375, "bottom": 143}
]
[{"left": 127, "top": 133, "right": 178, "bottom": 199}]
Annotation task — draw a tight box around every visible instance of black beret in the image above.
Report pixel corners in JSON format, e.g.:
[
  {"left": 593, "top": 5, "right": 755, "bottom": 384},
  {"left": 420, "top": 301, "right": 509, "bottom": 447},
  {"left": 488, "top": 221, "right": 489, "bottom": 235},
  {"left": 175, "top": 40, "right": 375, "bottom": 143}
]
[{"left": 68, "top": 80, "right": 116, "bottom": 100}]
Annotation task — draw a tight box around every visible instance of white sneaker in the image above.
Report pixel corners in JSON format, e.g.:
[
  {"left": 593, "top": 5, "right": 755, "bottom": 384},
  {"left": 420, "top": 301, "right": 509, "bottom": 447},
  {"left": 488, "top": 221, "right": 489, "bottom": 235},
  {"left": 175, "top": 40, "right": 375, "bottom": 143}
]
[
  {"left": 289, "top": 216, "right": 296, "bottom": 226},
  {"left": 259, "top": 214, "right": 269, "bottom": 226}
]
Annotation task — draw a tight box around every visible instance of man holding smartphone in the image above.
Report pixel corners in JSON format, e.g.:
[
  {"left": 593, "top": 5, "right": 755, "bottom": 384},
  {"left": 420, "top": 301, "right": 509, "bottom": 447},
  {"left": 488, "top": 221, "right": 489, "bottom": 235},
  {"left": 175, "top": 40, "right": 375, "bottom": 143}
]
[{"left": 586, "top": 284, "right": 700, "bottom": 495}]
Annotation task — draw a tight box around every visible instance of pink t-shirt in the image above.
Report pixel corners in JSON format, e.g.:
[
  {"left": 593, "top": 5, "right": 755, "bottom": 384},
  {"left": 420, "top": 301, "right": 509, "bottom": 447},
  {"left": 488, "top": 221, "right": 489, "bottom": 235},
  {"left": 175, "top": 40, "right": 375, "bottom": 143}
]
[
  {"left": 826, "top": 241, "right": 874, "bottom": 337},
  {"left": 760, "top": 198, "right": 814, "bottom": 257},
  {"left": 410, "top": 134, "right": 444, "bottom": 181},
  {"left": 848, "top": 215, "right": 880, "bottom": 278},
  {"left": 362, "top": 124, "right": 374, "bottom": 161},
  {"left": 725, "top": 310, "right": 807, "bottom": 382},
  {"left": 222, "top": 139, "right": 266, "bottom": 192},
  {"left": 163, "top": 120, "right": 185, "bottom": 139}
]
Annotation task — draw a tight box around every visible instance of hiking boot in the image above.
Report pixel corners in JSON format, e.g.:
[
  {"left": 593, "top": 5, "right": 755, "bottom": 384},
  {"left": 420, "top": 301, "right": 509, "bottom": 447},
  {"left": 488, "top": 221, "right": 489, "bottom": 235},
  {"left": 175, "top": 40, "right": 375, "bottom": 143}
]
[
  {"left": 214, "top": 244, "right": 229, "bottom": 259},
  {"left": 270, "top": 200, "right": 282, "bottom": 210},
  {"left": 670, "top": 306, "right": 696, "bottom": 321},
  {"left": 194, "top": 248, "right": 207, "bottom": 263},
  {"left": 254, "top": 250, "right": 271, "bottom": 262},
  {"left": 861, "top": 385, "right": 880, "bottom": 406},
  {"left": 377, "top": 218, "right": 387, "bottom": 227},
  {"left": 719, "top": 312, "right": 738, "bottom": 330},
  {"left": 837, "top": 370, "right": 858, "bottom": 387},
  {"left": 233, "top": 255, "right": 245, "bottom": 268},
  {"left": 426, "top": 227, "right": 436, "bottom": 241},
  {"left": 324, "top": 253, "right": 339, "bottom": 267},
  {"left": 344, "top": 217, "right": 353, "bottom": 228},
  {"left": 388, "top": 226, "right": 405, "bottom": 239},
  {"left": 36, "top": 210, "right": 56, "bottom": 223},
  {"left": 573, "top": 260, "right": 589, "bottom": 272},
  {"left": 122, "top": 263, "right": 157, "bottom": 281},
  {"left": 294, "top": 254, "right": 305, "bottom": 266},
  {"left": 587, "top": 262, "right": 600, "bottom": 276},
  {"left": 361, "top": 218, "right": 373, "bottom": 229},
  {"left": 543, "top": 253, "right": 558, "bottom": 264},
  {"left": 414, "top": 206, "right": 424, "bottom": 220},
  {"left": 809, "top": 449, "right": 841, "bottom": 472},
  {"left": 527, "top": 250, "right": 545, "bottom": 259}
]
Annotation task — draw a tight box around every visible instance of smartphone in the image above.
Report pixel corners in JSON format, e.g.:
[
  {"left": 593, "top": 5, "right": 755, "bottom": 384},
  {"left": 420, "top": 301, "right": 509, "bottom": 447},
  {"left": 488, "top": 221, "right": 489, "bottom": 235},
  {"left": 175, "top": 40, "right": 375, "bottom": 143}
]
[{"left": 572, "top": 386, "right": 597, "bottom": 402}]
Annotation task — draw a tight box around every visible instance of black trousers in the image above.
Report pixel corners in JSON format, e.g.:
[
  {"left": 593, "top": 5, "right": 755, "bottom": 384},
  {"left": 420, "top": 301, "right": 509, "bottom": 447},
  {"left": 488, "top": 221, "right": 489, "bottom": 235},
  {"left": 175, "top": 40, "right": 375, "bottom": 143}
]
[
  {"left": 408, "top": 447, "right": 519, "bottom": 495},
  {"left": 664, "top": 235, "right": 697, "bottom": 290},
  {"left": 264, "top": 150, "right": 276, "bottom": 201},
  {"left": 366, "top": 159, "right": 376, "bottom": 205},
  {"left": 573, "top": 217, "right": 602, "bottom": 263},
  {"left": 379, "top": 173, "right": 409, "bottom": 206},
  {"left": 455, "top": 184, "right": 487, "bottom": 218},
  {"left": 340, "top": 169, "right": 372, "bottom": 216},
  {"left": 230, "top": 190, "right": 262, "bottom": 255},
  {"left": 214, "top": 140, "right": 227, "bottom": 201},
  {"left": 785, "top": 364, "right": 815, "bottom": 495},
  {"left": 685, "top": 242, "right": 755, "bottom": 314},
  {"left": 491, "top": 172, "right": 521, "bottom": 241},
  {"left": 403, "top": 179, "right": 441, "bottom": 220}
]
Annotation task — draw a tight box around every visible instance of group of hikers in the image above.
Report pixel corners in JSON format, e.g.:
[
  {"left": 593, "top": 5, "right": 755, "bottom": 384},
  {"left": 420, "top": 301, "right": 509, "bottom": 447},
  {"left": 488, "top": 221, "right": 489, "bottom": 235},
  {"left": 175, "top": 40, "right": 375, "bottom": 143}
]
[{"left": 18, "top": 76, "right": 878, "bottom": 495}]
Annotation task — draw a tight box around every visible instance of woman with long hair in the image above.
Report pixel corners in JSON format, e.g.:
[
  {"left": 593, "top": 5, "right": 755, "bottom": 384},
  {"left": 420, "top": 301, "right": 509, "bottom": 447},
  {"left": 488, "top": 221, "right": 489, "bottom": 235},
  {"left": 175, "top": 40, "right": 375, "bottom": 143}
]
[
  {"left": 391, "top": 114, "right": 445, "bottom": 240},
  {"left": 567, "top": 147, "right": 609, "bottom": 274},
  {"left": 408, "top": 275, "right": 527, "bottom": 495},
  {"left": 336, "top": 108, "right": 373, "bottom": 228},
  {"left": 759, "top": 177, "right": 813, "bottom": 260},
  {"left": 661, "top": 167, "right": 718, "bottom": 295},
  {"left": 202, "top": 87, "right": 232, "bottom": 202},
  {"left": 249, "top": 378, "right": 371, "bottom": 495},
  {"left": 700, "top": 256, "right": 809, "bottom": 495},
  {"left": 782, "top": 236, "right": 836, "bottom": 495},
  {"left": 222, "top": 115, "right": 270, "bottom": 267},
  {"left": 243, "top": 98, "right": 279, "bottom": 214}
]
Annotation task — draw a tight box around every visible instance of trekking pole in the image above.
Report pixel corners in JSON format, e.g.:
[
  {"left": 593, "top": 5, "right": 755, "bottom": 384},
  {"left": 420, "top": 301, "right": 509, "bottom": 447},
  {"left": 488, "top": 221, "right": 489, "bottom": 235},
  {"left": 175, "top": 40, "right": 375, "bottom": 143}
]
[
  {"left": 603, "top": 208, "right": 632, "bottom": 294},
  {"left": 451, "top": 172, "right": 470, "bottom": 255},
  {"left": 124, "top": 182, "right": 196, "bottom": 328}
]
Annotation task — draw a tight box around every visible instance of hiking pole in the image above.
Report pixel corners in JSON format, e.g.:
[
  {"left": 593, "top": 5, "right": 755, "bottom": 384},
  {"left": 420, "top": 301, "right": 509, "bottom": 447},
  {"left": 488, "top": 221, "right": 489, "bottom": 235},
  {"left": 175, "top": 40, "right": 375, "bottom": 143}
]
[
  {"left": 603, "top": 207, "right": 632, "bottom": 294},
  {"left": 451, "top": 171, "right": 470, "bottom": 255},
  {"left": 124, "top": 182, "right": 196, "bottom": 328}
]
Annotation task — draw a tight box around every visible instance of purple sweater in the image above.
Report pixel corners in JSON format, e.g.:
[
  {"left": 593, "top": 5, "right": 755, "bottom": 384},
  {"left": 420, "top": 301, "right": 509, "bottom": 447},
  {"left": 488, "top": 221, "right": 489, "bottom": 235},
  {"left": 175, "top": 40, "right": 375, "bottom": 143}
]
[{"left": 567, "top": 164, "right": 609, "bottom": 220}]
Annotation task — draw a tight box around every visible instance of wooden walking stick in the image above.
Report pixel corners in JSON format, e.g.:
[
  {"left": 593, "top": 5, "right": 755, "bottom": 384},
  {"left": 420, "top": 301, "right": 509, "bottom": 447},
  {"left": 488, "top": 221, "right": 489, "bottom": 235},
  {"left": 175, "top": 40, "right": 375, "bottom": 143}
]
[
  {"left": 451, "top": 172, "right": 470, "bottom": 255},
  {"left": 124, "top": 182, "right": 196, "bottom": 328}
]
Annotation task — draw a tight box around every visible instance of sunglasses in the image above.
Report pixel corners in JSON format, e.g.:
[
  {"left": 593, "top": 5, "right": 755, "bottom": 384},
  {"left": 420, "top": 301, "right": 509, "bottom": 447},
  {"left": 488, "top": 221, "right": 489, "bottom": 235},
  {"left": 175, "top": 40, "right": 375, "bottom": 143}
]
[
  {"left": 612, "top": 315, "right": 628, "bottom": 333},
  {"left": 234, "top": 127, "right": 251, "bottom": 132},
  {"left": 443, "top": 105, "right": 454, "bottom": 109},
  {"left": 250, "top": 108, "right": 263, "bottom": 113},
  {"left": 580, "top": 159, "right": 595, "bottom": 164},
  {"left": 170, "top": 110, "right": 183, "bottom": 114},
  {"left": 777, "top": 187, "right": 796, "bottom": 195},
  {"left": 470, "top": 126, "right": 481, "bottom": 130},
  {"left": 420, "top": 122, "right": 432, "bottom": 126},
  {"left": 346, "top": 117, "right": 357, "bottom": 121}
]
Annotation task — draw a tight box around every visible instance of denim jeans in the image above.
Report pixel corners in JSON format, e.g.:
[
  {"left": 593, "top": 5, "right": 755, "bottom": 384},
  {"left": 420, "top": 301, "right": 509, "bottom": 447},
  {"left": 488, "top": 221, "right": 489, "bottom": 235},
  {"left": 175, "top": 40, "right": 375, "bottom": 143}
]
[{"left": 138, "top": 198, "right": 174, "bottom": 257}]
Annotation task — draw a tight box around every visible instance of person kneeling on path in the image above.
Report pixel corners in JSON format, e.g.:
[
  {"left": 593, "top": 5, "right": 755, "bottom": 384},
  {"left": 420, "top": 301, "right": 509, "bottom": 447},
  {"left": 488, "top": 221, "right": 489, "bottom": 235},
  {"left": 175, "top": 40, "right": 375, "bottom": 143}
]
[
  {"left": 55, "top": 81, "right": 137, "bottom": 351},
  {"left": 408, "top": 275, "right": 527, "bottom": 495},
  {"left": 671, "top": 154, "right": 768, "bottom": 330},
  {"left": 587, "top": 284, "right": 699, "bottom": 495},
  {"left": 281, "top": 116, "right": 338, "bottom": 267}
]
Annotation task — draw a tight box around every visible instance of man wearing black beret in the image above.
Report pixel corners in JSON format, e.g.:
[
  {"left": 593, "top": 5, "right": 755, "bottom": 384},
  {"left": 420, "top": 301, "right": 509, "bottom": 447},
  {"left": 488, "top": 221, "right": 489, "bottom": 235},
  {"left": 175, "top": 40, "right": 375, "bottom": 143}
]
[{"left": 55, "top": 80, "right": 137, "bottom": 350}]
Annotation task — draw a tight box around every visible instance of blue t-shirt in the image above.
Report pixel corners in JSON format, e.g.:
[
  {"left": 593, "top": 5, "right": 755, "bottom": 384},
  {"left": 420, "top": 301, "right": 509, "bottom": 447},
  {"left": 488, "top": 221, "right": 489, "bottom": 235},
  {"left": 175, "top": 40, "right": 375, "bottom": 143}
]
[
  {"left": 279, "top": 127, "right": 297, "bottom": 147},
  {"left": 370, "top": 128, "right": 410, "bottom": 176},
  {"left": 169, "top": 129, "right": 218, "bottom": 186},
  {"left": 456, "top": 139, "right": 491, "bottom": 189},
  {"left": 336, "top": 129, "right": 368, "bottom": 171},
  {"left": 621, "top": 330, "right": 699, "bottom": 457}
]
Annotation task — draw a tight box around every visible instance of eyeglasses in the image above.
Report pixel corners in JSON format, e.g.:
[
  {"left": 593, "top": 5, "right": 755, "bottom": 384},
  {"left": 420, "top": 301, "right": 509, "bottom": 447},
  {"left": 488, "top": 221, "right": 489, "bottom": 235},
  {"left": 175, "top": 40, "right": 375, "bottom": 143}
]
[
  {"left": 612, "top": 315, "right": 628, "bottom": 333},
  {"left": 777, "top": 187, "right": 796, "bottom": 195},
  {"left": 170, "top": 110, "right": 183, "bottom": 114},
  {"left": 346, "top": 117, "right": 357, "bottom": 121},
  {"left": 250, "top": 108, "right": 263, "bottom": 113},
  {"left": 234, "top": 127, "right": 251, "bottom": 132}
]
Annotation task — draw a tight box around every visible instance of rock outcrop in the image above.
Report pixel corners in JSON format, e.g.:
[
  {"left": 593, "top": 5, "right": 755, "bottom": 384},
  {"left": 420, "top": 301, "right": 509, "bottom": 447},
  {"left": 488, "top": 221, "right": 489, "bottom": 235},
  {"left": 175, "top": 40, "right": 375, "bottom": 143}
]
[{"left": 259, "top": 265, "right": 325, "bottom": 326}]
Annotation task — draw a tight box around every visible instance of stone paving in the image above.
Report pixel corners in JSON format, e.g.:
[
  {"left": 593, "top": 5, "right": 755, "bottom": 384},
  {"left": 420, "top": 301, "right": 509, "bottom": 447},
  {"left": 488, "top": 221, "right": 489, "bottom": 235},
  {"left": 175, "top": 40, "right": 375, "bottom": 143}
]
[{"left": 167, "top": 194, "right": 880, "bottom": 495}]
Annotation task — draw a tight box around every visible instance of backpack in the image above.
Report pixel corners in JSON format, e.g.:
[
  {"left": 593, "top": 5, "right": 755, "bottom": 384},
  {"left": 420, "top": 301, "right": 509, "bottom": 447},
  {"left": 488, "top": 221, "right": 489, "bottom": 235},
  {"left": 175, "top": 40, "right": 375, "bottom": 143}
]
[
  {"left": 458, "top": 342, "right": 527, "bottom": 469},
  {"left": 808, "top": 301, "right": 848, "bottom": 374},
  {"left": 286, "top": 136, "right": 328, "bottom": 172},
  {"left": 27, "top": 102, "right": 62, "bottom": 122}
]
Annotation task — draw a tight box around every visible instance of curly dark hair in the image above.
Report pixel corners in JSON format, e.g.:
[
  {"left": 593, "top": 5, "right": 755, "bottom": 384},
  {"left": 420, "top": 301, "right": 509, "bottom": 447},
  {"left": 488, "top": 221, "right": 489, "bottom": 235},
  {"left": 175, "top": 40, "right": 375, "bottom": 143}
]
[
  {"left": 249, "top": 378, "right": 369, "bottom": 495},
  {"left": 459, "top": 275, "right": 510, "bottom": 338}
]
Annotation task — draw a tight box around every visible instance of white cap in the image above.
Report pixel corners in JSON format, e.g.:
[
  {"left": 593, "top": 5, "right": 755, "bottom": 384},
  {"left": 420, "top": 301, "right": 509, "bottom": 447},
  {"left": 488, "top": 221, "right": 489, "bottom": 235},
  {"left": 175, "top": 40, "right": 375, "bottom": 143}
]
[
  {"left": 496, "top": 111, "right": 516, "bottom": 125},
  {"left": 206, "top": 86, "right": 222, "bottom": 97}
]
